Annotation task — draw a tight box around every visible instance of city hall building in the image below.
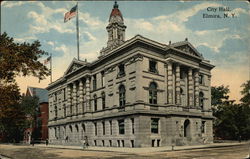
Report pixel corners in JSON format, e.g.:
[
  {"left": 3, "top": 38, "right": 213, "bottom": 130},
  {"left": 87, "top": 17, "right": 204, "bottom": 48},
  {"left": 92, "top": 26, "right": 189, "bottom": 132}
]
[{"left": 47, "top": 2, "right": 214, "bottom": 147}]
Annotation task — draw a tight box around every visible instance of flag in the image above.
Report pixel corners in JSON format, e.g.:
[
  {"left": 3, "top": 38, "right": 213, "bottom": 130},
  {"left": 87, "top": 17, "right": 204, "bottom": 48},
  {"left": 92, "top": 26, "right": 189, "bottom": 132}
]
[
  {"left": 44, "top": 56, "right": 51, "bottom": 65},
  {"left": 64, "top": 5, "right": 77, "bottom": 23}
]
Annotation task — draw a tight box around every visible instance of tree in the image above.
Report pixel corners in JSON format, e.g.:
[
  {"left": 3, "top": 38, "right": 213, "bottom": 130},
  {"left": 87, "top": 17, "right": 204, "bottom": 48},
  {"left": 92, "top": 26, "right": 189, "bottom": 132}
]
[
  {"left": 20, "top": 96, "right": 41, "bottom": 140},
  {"left": 212, "top": 83, "right": 250, "bottom": 140},
  {"left": 0, "top": 32, "right": 50, "bottom": 142},
  {"left": 0, "top": 32, "right": 50, "bottom": 83},
  {"left": 240, "top": 80, "right": 250, "bottom": 105}
]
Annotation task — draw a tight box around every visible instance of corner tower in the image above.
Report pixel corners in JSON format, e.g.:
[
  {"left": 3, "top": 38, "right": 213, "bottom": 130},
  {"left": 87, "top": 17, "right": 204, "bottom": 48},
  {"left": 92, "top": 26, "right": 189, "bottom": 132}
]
[{"left": 106, "top": 1, "right": 126, "bottom": 49}]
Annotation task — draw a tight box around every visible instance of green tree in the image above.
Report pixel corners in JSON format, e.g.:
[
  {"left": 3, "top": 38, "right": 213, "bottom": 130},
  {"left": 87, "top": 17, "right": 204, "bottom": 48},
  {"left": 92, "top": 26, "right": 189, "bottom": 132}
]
[
  {"left": 240, "top": 80, "right": 250, "bottom": 105},
  {"left": 0, "top": 32, "right": 50, "bottom": 142},
  {"left": 212, "top": 83, "right": 250, "bottom": 140},
  {"left": 211, "top": 85, "right": 230, "bottom": 106},
  {"left": 20, "top": 95, "right": 41, "bottom": 140},
  {"left": 0, "top": 32, "right": 50, "bottom": 83}
]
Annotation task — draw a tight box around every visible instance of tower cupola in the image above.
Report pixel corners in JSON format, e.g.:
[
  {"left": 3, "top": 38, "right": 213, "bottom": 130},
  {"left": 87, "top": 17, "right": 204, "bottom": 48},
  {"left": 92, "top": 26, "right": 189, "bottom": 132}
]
[{"left": 106, "top": 1, "right": 126, "bottom": 49}]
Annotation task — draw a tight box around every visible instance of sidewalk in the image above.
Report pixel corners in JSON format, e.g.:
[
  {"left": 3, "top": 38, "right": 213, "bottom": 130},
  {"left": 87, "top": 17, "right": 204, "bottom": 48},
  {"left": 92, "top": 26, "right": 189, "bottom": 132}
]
[{"left": 34, "top": 141, "right": 249, "bottom": 153}]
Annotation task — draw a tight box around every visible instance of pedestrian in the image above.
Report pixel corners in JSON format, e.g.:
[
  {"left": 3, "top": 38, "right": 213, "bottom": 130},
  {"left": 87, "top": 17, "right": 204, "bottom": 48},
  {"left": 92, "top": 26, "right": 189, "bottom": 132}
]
[
  {"left": 82, "top": 138, "right": 86, "bottom": 150},
  {"left": 84, "top": 136, "right": 88, "bottom": 148},
  {"left": 45, "top": 139, "right": 49, "bottom": 146}
]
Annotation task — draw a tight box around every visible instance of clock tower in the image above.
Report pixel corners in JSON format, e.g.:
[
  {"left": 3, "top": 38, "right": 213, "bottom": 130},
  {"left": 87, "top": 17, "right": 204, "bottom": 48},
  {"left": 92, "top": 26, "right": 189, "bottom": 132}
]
[{"left": 106, "top": 1, "right": 126, "bottom": 49}]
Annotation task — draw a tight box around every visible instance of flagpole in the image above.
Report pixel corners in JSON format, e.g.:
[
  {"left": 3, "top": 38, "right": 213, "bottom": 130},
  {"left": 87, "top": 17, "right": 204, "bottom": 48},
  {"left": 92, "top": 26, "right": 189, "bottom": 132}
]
[
  {"left": 76, "top": 2, "right": 80, "bottom": 60},
  {"left": 50, "top": 52, "right": 52, "bottom": 83}
]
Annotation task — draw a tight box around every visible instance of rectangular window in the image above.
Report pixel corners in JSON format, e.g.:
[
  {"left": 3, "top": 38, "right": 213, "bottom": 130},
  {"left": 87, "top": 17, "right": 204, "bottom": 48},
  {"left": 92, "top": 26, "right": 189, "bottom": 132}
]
[
  {"left": 109, "top": 140, "right": 112, "bottom": 147},
  {"left": 118, "top": 119, "right": 125, "bottom": 135},
  {"left": 102, "top": 93, "right": 105, "bottom": 110},
  {"left": 149, "top": 60, "right": 157, "bottom": 73},
  {"left": 121, "top": 140, "right": 124, "bottom": 147},
  {"left": 102, "top": 121, "right": 105, "bottom": 135},
  {"left": 118, "top": 140, "right": 120, "bottom": 147},
  {"left": 63, "top": 88, "right": 66, "bottom": 100},
  {"left": 151, "top": 118, "right": 159, "bottom": 134},
  {"left": 157, "top": 139, "right": 160, "bottom": 147},
  {"left": 110, "top": 120, "right": 112, "bottom": 135},
  {"left": 94, "top": 96, "right": 97, "bottom": 111},
  {"left": 131, "top": 118, "right": 135, "bottom": 134},
  {"left": 94, "top": 122, "right": 97, "bottom": 136},
  {"left": 118, "top": 64, "right": 125, "bottom": 77},
  {"left": 131, "top": 140, "right": 134, "bottom": 148},
  {"left": 180, "top": 71, "right": 184, "bottom": 79},
  {"left": 201, "top": 121, "right": 206, "bottom": 133},
  {"left": 93, "top": 75, "right": 97, "bottom": 90},
  {"left": 101, "top": 71, "right": 105, "bottom": 87},
  {"left": 199, "top": 74, "right": 204, "bottom": 85}
]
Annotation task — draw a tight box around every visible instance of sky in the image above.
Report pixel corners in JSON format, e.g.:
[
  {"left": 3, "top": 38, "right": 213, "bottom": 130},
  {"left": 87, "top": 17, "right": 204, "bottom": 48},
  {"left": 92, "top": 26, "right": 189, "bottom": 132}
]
[{"left": 1, "top": 1, "right": 250, "bottom": 102}]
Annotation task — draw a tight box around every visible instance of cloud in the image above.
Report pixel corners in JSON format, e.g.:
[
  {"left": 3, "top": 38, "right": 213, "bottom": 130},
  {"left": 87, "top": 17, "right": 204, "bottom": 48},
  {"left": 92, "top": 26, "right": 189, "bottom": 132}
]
[
  {"left": 27, "top": 10, "right": 75, "bottom": 34},
  {"left": 47, "top": 41, "right": 55, "bottom": 47},
  {"left": 79, "top": 12, "right": 106, "bottom": 29},
  {"left": 153, "top": 2, "right": 221, "bottom": 23},
  {"left": 195, "top": 28, "right": 229, "bottom": 35},
  {"left": 229, "top": 8, "right": 250, "bottom": 17},
  {"left": 14, "top": 36, "right": 36, "bottom": 43},
  {"left": 2, "top": 1, "right": 26, "bottom": 8},
  {"left": 55, "top": 44, "right": 68, "bottom": 53},
  {"left": 81, "top": 31, "right": 97, "bottom": 41}
]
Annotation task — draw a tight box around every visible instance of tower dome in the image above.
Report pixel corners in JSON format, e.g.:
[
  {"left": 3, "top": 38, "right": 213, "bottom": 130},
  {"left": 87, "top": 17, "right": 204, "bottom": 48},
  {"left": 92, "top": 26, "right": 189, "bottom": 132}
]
[{"left": 109, "top": 1, "right": 124, "bottom": 23}]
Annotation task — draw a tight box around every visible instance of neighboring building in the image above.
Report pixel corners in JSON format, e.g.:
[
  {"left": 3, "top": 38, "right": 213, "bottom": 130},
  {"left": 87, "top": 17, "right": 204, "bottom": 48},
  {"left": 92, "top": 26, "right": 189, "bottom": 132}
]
[
  {"left": 47, "top": 2, "right": 214, "bottom": 147},
  {"left": 23, "top": 87, "right": 48, "bottom": 143}
]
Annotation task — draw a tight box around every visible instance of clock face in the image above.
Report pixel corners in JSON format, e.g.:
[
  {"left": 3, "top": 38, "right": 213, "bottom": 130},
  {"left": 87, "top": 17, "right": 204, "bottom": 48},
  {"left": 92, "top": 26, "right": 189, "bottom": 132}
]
[{"left": 110, "top": 16, "right": 122, "bottom": 23}]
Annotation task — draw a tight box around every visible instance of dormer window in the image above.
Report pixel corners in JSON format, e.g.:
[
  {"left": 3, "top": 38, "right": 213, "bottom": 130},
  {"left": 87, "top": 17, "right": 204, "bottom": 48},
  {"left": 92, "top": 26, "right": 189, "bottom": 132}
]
[
  {"left": 118, "top": 64, "right": 125, "bottom": 77},
  {"left": 149, "top": 60, "right": 157, "bottom": 73}
]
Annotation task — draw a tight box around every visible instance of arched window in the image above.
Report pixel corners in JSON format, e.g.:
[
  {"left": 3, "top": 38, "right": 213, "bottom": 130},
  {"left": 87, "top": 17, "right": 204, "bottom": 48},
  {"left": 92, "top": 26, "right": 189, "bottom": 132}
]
[
  {"left": 199, "top": 92, "right": 204, "bottom": 109},
  {"left": 75, "top": 124, "right": 79, "bottom": 133},
  {"left": 81, "top": 123, "right": 85, "bottom": 139},
  {"left": 94, "top": 94, "right": 97, "bottom": 111},
  {"left": 69, "top": 125, "right": 73, "bottom": 133},
  {"left": 119, "top": 85, "right": 126, "bottom": 107},
  {"left": 184, "top": 119, "right": 190, "bottom": 137},
  {"left": 149, "top": 82, "right": 157, "bottom": 104},
  {"left": 102, "top": 92, "right": 106, "bottom": 110}
]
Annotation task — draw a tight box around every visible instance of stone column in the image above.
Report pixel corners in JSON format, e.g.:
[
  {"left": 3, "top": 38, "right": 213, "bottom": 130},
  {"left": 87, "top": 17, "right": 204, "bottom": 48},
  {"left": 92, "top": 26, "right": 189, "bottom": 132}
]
[
  {"left": 188, "top": 68, "right": 194, "bottom": 107},
  {"left": 79, "top": 79, "right": 83, "bottom": 114},
  {"left": 194, "top": 70, "right": 200, "bottom": 107},
  {"left": 176, "top": 64, "right": 181, "bottom": 105},
  {"left": 72, "top": 82, "right": 77, "bottom": 115},
  {"left": 167, "top": 62, "right": 173, "bottom": 104},
  {"left": 86, "top": 77, "right": 91, "bottom": 112},
  {"left": 67, "top": 85, "right": 72, "bottom": 116}
]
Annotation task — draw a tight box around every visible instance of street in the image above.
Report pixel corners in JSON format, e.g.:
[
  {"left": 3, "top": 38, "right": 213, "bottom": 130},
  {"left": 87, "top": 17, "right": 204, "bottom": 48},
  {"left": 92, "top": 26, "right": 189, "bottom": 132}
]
[{"left": 0, "top": 142, "right": 249, "bottom": 159}]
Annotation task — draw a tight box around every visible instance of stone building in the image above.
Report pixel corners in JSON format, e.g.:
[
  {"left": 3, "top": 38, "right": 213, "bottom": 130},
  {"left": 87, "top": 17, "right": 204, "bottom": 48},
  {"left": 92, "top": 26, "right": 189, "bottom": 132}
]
[{"left": 47, "top": 2, "right": 214, "bottom": 147}]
